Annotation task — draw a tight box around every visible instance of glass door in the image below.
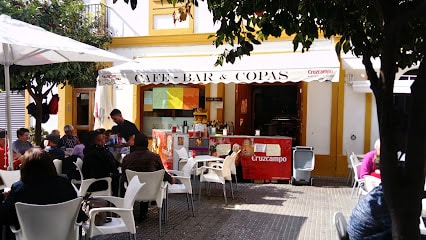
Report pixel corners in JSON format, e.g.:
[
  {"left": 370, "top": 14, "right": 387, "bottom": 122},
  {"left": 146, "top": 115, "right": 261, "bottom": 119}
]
[{"left": 73, "top": 88, "right": 95, "bottom": 134}]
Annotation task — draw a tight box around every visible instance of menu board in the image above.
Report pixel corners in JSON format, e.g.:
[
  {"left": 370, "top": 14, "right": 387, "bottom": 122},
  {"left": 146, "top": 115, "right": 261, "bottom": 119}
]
[
  {"left": 144, "top": 91, "right": 153, "bottom": 111},
  {"left": 152, "top": 87, "right": 199, "bottom": 110}
]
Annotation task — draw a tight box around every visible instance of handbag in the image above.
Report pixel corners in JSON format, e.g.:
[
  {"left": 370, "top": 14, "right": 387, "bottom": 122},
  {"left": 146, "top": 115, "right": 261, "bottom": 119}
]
[{"left": 82, "top": 196, "right": 109, "bottom": 226}]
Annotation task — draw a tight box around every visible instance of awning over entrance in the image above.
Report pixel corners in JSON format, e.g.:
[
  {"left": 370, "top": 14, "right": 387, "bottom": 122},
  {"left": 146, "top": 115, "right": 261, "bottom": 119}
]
[
  {"left": 352, "top": 80, "right": 414, "bottom": 93},
  {"left": 341, "top": 53, "right": 417, "bottom": 94},
  {"left": 98, "top": 51, "right": 340, "bottom": 85}
]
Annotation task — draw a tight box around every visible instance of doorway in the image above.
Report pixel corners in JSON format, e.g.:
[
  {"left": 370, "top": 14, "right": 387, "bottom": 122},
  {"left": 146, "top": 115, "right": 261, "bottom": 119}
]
[
  {"left": 72, "top": 88, "right": 96, "bottom": 134},
  {"left": 252, "top": 83, "right": 301, "bottom": 145}
]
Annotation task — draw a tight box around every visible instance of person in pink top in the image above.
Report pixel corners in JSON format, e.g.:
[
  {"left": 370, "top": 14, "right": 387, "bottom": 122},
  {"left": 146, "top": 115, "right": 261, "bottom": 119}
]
[{"left": 359, "top": 139, "right": 380, "bottom": 178}]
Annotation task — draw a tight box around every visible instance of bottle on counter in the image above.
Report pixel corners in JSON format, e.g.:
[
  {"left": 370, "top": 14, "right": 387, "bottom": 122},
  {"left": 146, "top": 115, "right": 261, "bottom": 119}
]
[
  {"left": 183, "top": 120, "right": 189, "bottom": 134},
  {"left": 229, "top": 121, "right": 234, "bottom": 135}
]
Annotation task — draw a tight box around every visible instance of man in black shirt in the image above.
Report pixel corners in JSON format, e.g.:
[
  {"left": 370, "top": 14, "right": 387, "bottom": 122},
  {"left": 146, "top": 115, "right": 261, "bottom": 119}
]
[{"left": 109, "top": 109, "right": 140, "bottom": 152}]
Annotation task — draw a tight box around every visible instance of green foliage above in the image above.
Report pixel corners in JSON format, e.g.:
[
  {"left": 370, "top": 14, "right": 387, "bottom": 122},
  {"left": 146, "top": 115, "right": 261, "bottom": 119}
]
[
  {"left": 0, "top": 0, "right": 113, "bottom": 90},
  {"left": 204, "top": 0, "right": 425, "bottom": 69},
  {"left": 0, "top": 0, "right": 113, "bottom": 145}
]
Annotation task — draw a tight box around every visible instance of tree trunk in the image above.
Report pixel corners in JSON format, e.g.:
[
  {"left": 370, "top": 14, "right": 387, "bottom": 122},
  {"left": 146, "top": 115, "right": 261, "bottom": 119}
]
[
  {"left": 378, "top": 42, "right": 425, "bottom": 240},
  {"left": 367, "top": 3, "right": 425, "bottom": 237},
  {"left": 26, "top": 81, "right": 54, "bottom": 146},
  {"left": 33, "top": 94, "right": 43, "bottom": 146}
]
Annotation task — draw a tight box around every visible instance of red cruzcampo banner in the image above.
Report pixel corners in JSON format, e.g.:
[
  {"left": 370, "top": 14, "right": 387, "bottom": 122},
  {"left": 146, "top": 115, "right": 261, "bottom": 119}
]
[{"left": 151, "top": 129, "right": 173, "bottom": 170}]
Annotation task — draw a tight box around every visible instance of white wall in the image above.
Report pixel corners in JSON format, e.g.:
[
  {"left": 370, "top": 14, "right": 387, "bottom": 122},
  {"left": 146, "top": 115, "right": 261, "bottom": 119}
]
[
  {"left": 343, "top": 70, "right": 380, "bottom": 154},
  {"left": 111, "top": 84, "right": 136, "bottom": 123},
  {"left": 224, "top": 83, "right": 236, "bottom": 123},
  {"left": 209, "top": 84, "right": 218, "bottom": 120},
  {"left": 306, "top": 81, "right": 332, "bottom": 154},
  {"left": 105, "top": 0, "right": 217, "bottom": 37},
  {"left": 343, "top": 80, "right": 366, "bottom": 154},
  {"left": 370, "top": 96, "right": 379, "bottom": 150},
  {"left": 193, "top": 0, "right": 219, "bottom": 33},
  {"left": 106, "top": 0, "right": 149, "bottom": 36}
]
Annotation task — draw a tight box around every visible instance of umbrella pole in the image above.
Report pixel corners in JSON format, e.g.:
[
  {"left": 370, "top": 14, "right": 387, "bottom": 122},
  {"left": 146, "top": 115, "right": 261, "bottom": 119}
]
[{"left": 3, "top": 44, "right": 14, "bottom": 170}]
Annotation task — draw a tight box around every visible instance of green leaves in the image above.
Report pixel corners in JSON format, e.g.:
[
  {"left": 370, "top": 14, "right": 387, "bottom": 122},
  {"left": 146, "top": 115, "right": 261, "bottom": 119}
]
[{"left": 0, "top": 0, "right": 111, "bottom": 89}]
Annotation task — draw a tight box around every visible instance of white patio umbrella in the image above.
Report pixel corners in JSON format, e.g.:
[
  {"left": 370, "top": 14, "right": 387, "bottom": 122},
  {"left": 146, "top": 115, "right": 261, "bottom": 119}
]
[
  {"left": 0, "top": 14, "right": 130, "bottom": 170},
  {"left": 93, "top": 83, "right": 114, "bottom": 130}
]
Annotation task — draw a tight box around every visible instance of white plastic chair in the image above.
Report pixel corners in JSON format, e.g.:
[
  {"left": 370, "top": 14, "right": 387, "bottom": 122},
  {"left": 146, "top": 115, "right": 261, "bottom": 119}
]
[
  {"left": 208, "top": 150, "right": 240, "bottom": 190},
  {"left": 53, "top": 159, "right": 62, "bottom": 175},
  {"left": 0, "top": 169, "right": 21, "bottom": 187},
  {"left": 175, "top": 147, "right": 189, "bottom": 171},
  {"left": 75, "top": 157, "right": 83, "bottom": 171},
  {"left": 420, "top": 216, "right": 426, "bottom": 236},
  {"left": 198, "top": 154, "right": 234, "bottom": 205},
  {"left": 344, "top": 150, "right": 354, "bottom": 185},
  {"left": 229, "top": 150, "right": 241, "bottom": 190},
  {"left": 350, "top": 153, "right": 365, "bottom": 198},
  {"left": 125, "top": 169, "right": 167, "bottom": 235},
  {"left": 420, "top": 199, "right": 426, "bottom": 236},
  {"left": 332, "top": 211, "right": 349, "bottom": 240},
  {"left": 75, "top": 177, "right": 112, "bottom": 197},
  {"left": 83, "top": 176, "right": 145, "bottom": 240},
  {"left": 167, "top": 157, "right": 196, "bottom": 217},
  {"left": 71, "top": 158, "right": 84, "bottom": 186},
  {"left": 11, "top": 197, "right": 83, "bottom": 240}
]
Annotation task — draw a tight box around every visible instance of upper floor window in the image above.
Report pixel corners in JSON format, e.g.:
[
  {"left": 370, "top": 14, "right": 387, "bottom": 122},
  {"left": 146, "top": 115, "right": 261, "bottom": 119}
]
[{"left": 149, "top": 0, "right": 194, "bottom": 35}]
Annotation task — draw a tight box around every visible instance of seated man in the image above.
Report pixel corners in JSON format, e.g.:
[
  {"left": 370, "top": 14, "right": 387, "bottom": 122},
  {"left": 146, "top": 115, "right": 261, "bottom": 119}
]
[
  {"left": 58, "top": 124, "right": 79, "bottom": 149},
  {"left": 44, "top": 134, "right": 65, "bottom": 160},
  {"left": 121, "top": 133, "right": 175, "bottom": 221}
]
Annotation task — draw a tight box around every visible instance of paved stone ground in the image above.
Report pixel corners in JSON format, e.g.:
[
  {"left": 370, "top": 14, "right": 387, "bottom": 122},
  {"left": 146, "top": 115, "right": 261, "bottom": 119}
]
[{"left": 92, "top": 176, "right": 358, "bottom": 240}]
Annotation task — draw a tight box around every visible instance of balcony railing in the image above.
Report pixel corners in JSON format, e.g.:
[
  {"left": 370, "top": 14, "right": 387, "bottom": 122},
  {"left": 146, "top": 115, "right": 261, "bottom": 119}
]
[{"left": 84, "top": 3, "right": 109, "bottom": 35}]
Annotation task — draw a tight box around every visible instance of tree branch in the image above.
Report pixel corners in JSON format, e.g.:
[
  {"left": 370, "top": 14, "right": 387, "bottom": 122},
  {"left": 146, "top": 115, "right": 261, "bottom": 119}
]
[
  {"left": 26, "top": 81, "right": 36, "bottom": 100},
  {"left": 42, "top": 84, "right": 55, "bottom": 99},
  {"left": 362, "top": 55, "right": 379, "bottom": 87}
]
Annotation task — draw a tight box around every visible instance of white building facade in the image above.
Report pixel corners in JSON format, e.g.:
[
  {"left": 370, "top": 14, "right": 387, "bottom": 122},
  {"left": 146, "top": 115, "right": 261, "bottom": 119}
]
[{"left": 75, "top": 0, "right": 415, "bottom": 176}]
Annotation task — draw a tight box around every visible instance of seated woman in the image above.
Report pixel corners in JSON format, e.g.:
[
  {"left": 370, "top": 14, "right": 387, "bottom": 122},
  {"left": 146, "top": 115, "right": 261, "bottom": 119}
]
[
  {"left": 12, "top": 128, "right": 33, "bottom": 155},
  {"left": 82, "top": 130, "right": 120, "bottom": 196},
  {"left": 0, "top": 147, "right": 87, "bottom": 227},
  {"left": 370, "top": 154, "right": 381, "bottom": 179},
  {"left": 359, "top": 139, "right": 380, "bottom": 178}
]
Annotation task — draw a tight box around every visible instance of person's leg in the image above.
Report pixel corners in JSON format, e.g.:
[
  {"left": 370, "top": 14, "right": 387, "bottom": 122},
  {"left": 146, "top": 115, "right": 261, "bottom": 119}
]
[
  {"left": 111, "top": 174, "right": 120, "bottom": 197},
  {"left": 139, "top": 201, "right": 149, "bottom": 221},
  {"left": 118, "top": 174, "right": 127, "bottom": 198}
]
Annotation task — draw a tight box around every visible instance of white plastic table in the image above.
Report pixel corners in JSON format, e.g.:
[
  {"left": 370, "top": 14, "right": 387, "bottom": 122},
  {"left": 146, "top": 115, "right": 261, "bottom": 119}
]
[{"left": 194, "top": 155, "right": 224, "bottom": 163}]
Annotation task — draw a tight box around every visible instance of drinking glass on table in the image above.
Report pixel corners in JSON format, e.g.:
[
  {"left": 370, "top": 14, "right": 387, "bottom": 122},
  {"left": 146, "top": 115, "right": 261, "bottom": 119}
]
[{"left": 65, "top": 148, "right": 74, "bottom": 157}]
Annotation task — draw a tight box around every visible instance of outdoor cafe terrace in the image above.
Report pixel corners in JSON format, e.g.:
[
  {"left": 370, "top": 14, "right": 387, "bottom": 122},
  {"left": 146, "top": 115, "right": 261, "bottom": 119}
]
[{"left": 96, "top": 176, "right": 357, "bottom": 240}]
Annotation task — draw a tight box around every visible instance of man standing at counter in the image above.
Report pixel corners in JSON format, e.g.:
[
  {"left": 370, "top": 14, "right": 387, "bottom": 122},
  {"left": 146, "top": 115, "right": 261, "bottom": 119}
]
[{"left": 110, "top": 109, "right": 140, "bottom": 152}]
